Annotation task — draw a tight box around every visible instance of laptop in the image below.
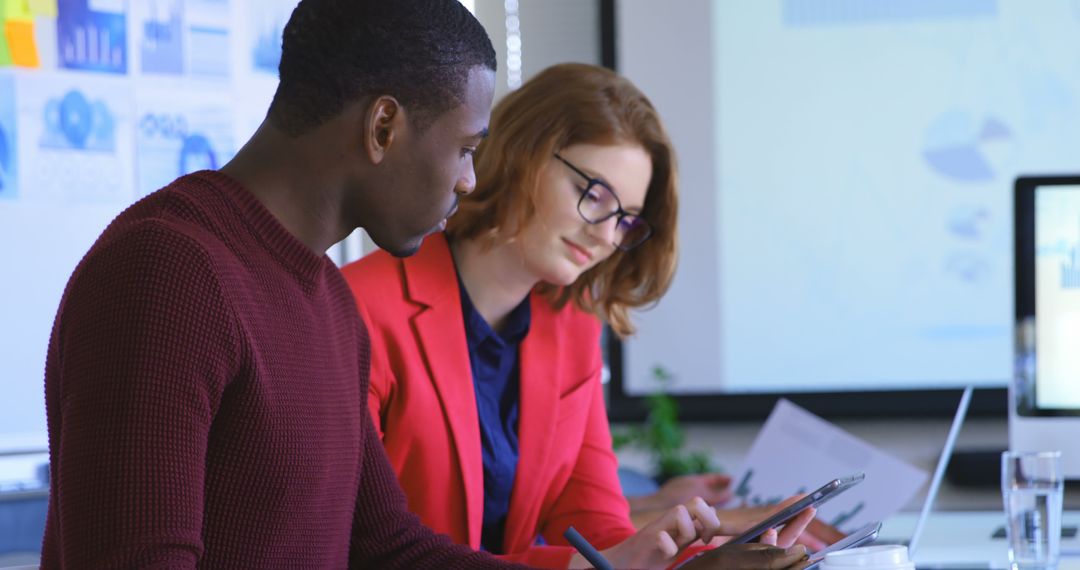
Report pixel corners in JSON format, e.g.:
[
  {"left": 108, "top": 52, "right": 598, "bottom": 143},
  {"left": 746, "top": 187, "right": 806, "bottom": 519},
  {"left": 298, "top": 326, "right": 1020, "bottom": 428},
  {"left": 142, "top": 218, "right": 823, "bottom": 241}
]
[
  {"left": 869, "top": 386, "right": 994, "bottom": 569},
  {"left": 907, "top": 385, "right": 974, "bottom": 559}
]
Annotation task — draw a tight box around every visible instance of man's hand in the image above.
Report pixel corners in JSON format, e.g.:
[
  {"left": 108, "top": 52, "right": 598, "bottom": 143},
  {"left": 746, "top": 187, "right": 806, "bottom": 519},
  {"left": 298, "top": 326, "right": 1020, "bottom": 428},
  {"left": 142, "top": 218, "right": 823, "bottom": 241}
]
[{"left": 677, "top": 543, "right": 810, "bottom": 570}]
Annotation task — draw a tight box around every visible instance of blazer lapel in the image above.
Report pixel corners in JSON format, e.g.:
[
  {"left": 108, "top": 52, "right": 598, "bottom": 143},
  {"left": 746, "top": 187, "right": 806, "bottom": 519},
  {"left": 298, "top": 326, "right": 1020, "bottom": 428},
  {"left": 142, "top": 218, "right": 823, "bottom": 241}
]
[
  {"left": 504, "top": 293, "right": 560, "bottom": 548},
  {"left": 403, "top": 234, "right": 485, "bottom": 548}
]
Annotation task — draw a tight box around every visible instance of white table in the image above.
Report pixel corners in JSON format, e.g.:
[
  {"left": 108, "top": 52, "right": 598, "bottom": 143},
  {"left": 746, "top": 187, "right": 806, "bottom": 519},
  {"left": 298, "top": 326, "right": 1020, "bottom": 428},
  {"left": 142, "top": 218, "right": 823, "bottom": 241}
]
[{"left": 878, "top": 511, "right": 1080, "bottom": 569}]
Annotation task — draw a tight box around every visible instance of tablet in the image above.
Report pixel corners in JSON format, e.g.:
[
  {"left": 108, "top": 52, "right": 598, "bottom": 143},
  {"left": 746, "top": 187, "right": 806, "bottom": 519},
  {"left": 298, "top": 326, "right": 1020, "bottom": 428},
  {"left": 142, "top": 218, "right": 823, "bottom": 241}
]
[
  {"left": 670, "top": 518, "right": 879, "bottom": 570},
  {"left": 804, "top": 521, "right": 882, "bottom": 570},
  {"left": 728, "top": 473, "right": 865, "bottom": 545}
]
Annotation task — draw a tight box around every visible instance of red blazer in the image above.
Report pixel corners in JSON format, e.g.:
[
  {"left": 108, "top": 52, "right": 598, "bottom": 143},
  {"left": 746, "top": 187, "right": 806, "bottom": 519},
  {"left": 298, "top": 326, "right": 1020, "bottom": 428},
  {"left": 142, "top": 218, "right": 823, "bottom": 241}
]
[{"left": 341, "top": 233, "right": 635, "bottom": 568}]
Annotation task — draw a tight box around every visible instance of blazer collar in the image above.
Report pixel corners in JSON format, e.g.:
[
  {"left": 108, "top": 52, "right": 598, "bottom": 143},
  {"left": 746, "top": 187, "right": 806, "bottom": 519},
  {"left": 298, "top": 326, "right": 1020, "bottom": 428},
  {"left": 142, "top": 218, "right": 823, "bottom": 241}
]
[
  {"left": 402, "top": 232, "right": 460, "bottom": 307},
  {"left": 402, "top": 233, "right": 485, "bottom": 547}
]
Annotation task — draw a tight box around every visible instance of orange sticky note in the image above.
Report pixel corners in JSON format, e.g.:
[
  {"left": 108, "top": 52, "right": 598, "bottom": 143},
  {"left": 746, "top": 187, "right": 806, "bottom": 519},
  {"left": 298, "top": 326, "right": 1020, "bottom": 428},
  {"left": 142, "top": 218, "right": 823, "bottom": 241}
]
[{"left": 5, "top": 19, "right": 38, "bottom": 67}]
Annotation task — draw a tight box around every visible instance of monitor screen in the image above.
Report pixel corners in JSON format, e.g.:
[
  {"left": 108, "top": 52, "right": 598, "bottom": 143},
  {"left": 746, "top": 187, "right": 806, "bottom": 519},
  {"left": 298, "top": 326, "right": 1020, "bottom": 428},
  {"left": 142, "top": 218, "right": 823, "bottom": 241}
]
[{"left": 1014, "top": 176, "right": 1080, "bottom": 416}]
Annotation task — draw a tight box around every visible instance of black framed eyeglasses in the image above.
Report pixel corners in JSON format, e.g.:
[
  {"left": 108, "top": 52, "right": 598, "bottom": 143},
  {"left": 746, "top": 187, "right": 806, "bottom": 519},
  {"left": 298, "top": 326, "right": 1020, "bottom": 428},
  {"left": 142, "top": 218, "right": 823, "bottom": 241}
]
[{"left": 554, "top": 153, "right": 653, "bottom": 251}]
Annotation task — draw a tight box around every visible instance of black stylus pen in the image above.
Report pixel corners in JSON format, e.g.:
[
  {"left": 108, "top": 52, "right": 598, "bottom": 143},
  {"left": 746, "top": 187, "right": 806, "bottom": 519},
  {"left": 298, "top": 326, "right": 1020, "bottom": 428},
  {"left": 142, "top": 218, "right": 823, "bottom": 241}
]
[{"left": 563, "top": 526, "right": 614, "bottom": 570}]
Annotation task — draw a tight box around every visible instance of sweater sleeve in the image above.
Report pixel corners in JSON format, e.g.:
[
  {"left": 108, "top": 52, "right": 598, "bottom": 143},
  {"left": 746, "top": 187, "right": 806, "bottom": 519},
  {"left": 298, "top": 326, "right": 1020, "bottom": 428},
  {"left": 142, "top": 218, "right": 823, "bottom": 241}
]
[
  {"left": 355, "top": 298, "right": 390, "bottom": 440},
  {"left": 348, "top": 376, "right": 533, "bottom": 569},
  {"left": 43, "top": 223, "right": 238, "bottom": 568}
]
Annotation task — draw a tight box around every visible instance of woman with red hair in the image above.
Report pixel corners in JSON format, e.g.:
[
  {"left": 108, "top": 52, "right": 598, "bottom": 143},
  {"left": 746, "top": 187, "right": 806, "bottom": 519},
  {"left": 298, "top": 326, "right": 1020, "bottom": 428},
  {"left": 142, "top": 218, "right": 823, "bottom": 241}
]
[{"left": 342, "top": 63, "right": 817, "bottom": 569}]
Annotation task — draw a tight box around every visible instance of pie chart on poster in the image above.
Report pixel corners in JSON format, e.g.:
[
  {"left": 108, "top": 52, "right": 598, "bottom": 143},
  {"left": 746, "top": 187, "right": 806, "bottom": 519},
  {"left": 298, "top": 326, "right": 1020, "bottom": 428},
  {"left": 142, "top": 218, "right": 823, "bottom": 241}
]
[{"left": 922, "top": 111, "right": 1013, "bottom": 183}]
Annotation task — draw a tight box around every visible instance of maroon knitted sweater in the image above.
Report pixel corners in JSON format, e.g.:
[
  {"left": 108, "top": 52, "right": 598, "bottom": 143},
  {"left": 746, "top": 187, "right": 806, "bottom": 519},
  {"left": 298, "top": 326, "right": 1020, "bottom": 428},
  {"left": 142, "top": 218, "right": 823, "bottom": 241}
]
[{"left": 41, "top": 171, "right": 529, "bottom": 569}]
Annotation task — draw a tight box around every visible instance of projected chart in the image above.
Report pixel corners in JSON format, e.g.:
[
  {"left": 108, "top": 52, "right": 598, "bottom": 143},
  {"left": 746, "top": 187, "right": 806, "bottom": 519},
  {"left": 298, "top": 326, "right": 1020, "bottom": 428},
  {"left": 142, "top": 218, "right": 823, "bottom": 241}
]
[{"left": 667, "top": 0, "right": 1080, "bottom": 396}]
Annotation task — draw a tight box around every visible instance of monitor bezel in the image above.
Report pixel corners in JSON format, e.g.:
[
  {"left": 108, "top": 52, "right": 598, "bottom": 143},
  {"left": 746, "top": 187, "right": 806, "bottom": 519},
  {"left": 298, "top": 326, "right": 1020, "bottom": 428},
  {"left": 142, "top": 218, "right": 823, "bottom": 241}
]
[{"left": 1014, "top": 174, "right": 1080, "bottom": 417}]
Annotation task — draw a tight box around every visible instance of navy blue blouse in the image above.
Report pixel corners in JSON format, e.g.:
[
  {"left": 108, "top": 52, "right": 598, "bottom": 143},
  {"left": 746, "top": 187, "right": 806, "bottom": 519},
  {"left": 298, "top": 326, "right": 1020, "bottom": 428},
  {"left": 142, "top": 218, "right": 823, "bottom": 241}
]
[{"left": 458, "top": 279, "right": 531, "bottom": 554}]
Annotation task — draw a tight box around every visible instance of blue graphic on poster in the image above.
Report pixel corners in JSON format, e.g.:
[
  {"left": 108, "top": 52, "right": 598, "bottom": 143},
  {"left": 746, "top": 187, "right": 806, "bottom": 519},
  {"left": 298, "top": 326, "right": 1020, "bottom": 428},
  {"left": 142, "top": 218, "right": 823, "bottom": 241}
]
[
  {"left": 0, "top": 76, "right": 16, "bottom": 200},
  {"left": 40, "top": 89, "right": 116, "bottom": 152},
  {"left": 250, "top": 1, "right": 295, "bottom": 74},
  {"left": 947, "top": 206, "right": 990, "bottom": 240},
  {"left": 187, "top": 0, "right": 230, "bottom": 78},
  {"left": 58, "top": 0, "right": 128, "bottom": 74},
  {"left": 189, "top": 25, "right": 228, "bottom": 76},
  {"left": 136, "top": 101, "right": 233, "bottom": 195},
  {"left": 141, "top": 0, "right": 184, "bottom": 74},
  {"left": 922, "top": 111, "right": 1013, "bottom": 183},
  {"left": 252, "top": 24, "right": 282, "bottom": 73},
  {"left": 19, "top": 77, "right": 134, "bottom": 203}
]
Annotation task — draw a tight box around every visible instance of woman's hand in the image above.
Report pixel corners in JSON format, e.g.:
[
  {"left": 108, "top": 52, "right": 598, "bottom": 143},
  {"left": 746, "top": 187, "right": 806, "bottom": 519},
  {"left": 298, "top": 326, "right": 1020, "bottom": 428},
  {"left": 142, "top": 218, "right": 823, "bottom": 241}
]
[
  {"left": 629, "top": 473, "right": 734, "bottom": 513},
  {"left": 569, "top": 497, "right": 722, "bottom": 570},
  {"left": 715, "top": 495, "right": 844, "bottom": 549}
]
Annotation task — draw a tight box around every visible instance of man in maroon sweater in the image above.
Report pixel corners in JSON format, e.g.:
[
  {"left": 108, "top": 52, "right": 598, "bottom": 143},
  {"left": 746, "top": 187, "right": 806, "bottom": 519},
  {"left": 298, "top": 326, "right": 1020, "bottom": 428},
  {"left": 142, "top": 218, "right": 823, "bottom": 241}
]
[{"left": 40, "top": 1, "right": 527, "bottom": 567}]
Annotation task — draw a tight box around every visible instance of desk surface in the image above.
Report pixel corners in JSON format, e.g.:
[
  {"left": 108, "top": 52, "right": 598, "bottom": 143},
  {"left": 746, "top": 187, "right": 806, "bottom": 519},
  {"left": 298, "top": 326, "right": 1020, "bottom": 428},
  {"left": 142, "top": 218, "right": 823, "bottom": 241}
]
[{"left": 880, "top": 511, "right": 1080, "bottom": 569}]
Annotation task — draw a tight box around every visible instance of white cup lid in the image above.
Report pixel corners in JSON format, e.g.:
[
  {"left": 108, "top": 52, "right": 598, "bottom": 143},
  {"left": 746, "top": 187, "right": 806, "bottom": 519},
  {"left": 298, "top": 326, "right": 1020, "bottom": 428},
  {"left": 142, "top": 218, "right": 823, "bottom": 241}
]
[{"left": 822, "top": 545, "right": 915, "bottom": 570}]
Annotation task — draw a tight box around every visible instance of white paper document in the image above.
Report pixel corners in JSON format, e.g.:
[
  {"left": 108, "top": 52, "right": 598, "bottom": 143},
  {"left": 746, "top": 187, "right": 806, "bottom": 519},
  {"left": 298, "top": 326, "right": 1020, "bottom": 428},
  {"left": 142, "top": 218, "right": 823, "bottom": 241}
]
[{"left": 732, "top": 399, "right": 928, "bottom": 533}]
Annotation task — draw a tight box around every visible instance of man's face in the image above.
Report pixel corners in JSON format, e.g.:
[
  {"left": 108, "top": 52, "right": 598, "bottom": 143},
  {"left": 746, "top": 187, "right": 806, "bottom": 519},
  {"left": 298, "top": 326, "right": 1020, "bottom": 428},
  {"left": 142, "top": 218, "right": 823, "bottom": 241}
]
[{"left": 365, "top": 66, "right": 496, "bottom": 257}]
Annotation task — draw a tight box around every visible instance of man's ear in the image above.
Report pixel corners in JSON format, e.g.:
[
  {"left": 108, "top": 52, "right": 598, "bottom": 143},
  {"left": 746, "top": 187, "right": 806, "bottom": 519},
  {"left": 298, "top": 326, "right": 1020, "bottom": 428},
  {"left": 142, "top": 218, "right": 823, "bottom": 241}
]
[{"left": 363, "top": 96, "right": 403, "bottom": 164}]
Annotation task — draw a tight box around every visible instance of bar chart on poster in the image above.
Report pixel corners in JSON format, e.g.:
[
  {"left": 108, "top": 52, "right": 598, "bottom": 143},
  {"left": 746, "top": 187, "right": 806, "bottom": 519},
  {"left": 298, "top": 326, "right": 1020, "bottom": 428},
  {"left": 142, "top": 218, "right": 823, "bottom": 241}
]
[{"left": 0, "top": 0, "right": 299, "bottom": 451}]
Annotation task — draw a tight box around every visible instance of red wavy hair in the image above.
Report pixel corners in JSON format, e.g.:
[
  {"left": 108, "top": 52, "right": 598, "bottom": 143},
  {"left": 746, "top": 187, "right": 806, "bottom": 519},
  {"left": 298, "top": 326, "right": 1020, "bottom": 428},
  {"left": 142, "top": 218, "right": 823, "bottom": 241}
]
[{"left": 446, "top": 63, "right": 678, "bottom": 337}]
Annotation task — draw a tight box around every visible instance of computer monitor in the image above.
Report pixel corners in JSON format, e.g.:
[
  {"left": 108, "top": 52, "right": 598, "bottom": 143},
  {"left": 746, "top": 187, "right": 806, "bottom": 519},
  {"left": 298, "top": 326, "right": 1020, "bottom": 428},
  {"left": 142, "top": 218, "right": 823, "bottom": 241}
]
[{"left": 1011, "top": 175, "right": 1080, "bottom": 479}]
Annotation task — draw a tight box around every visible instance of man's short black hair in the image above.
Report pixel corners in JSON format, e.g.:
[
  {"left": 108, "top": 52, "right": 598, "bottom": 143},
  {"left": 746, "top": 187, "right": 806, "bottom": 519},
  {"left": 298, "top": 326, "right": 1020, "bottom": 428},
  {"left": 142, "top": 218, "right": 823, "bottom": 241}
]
[{"left": 269, "top": 0, "right": 496, "bottom": 136}]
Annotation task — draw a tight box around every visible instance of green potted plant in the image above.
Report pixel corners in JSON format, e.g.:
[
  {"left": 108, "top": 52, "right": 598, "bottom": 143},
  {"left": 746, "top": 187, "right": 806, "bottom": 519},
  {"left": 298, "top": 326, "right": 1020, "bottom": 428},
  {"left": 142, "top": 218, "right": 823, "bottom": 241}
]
[{"left": 612, "top": 366, "right": 716, "bottom": 482}]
